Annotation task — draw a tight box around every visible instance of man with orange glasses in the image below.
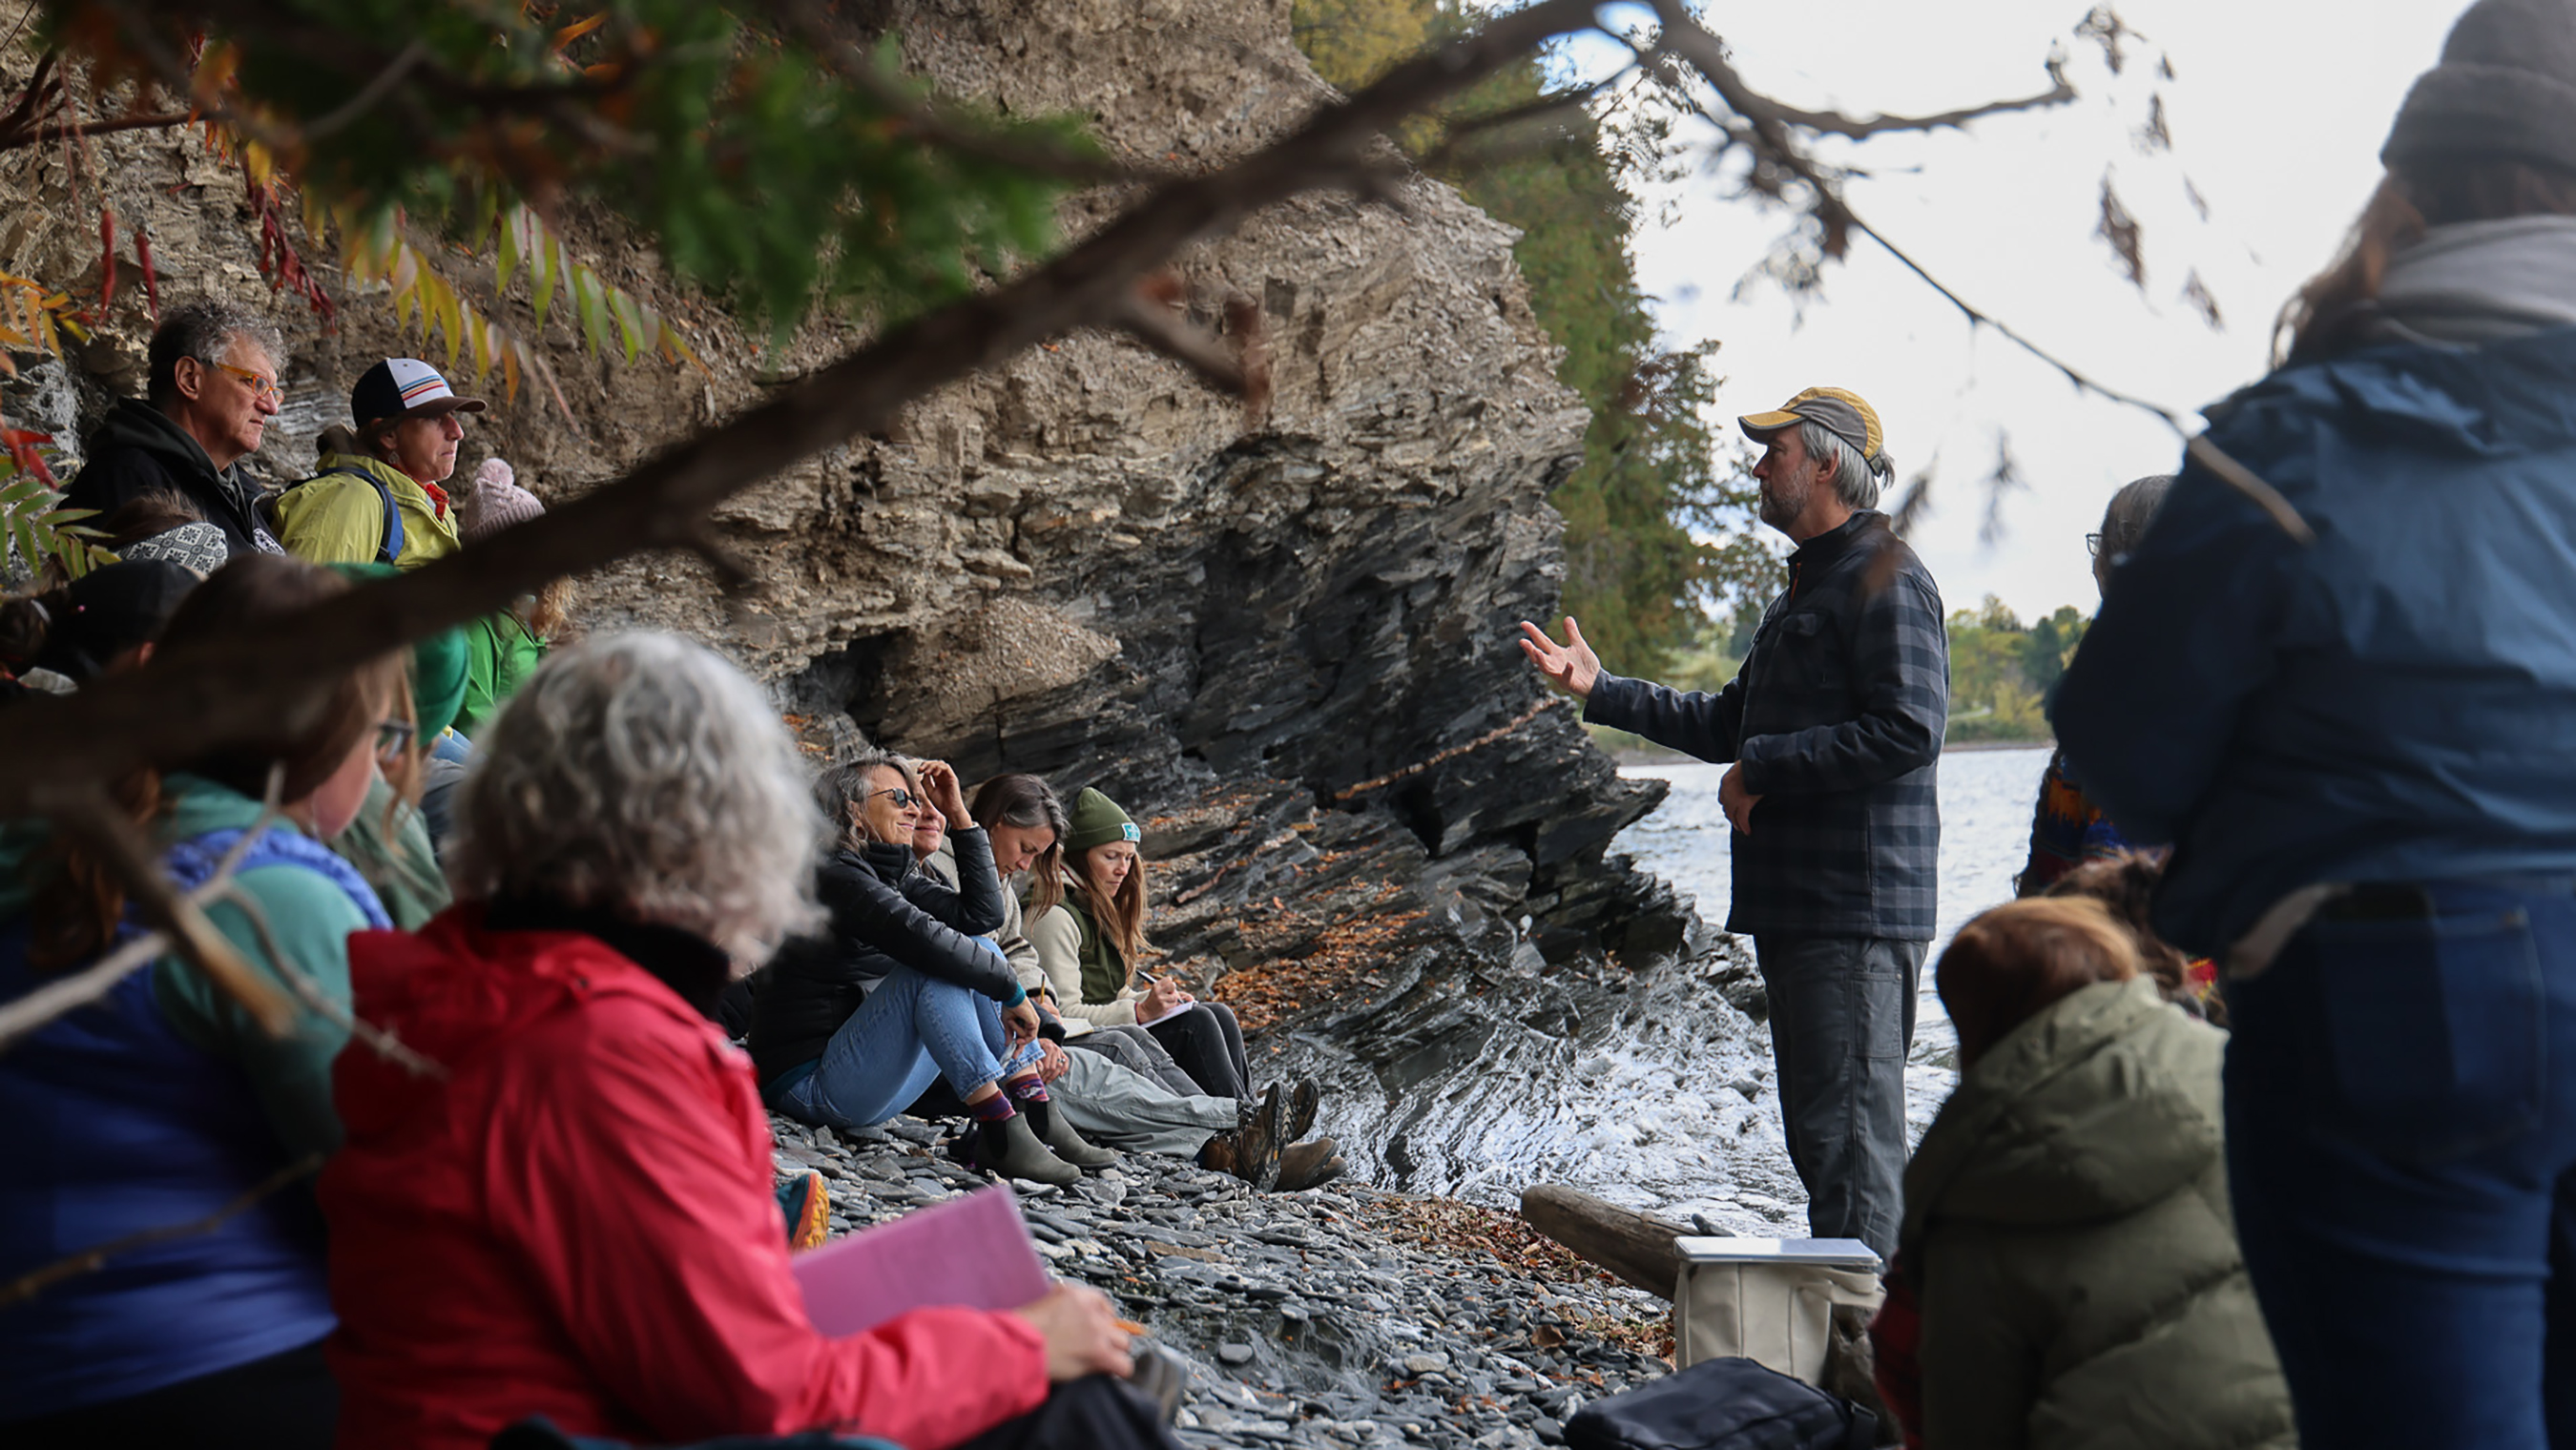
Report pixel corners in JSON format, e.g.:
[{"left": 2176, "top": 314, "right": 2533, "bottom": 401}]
[{"left": 63, "top": 300, "right": 289, "bottom": 559}]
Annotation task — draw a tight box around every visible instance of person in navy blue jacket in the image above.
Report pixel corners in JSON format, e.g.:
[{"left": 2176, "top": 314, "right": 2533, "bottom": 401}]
[
  {"left": 1523, "top": 385, "right": 1946, "bottom": 1261},
  {"left": 2052, "top": 3, "right": 2576, "bottom": 1442}
]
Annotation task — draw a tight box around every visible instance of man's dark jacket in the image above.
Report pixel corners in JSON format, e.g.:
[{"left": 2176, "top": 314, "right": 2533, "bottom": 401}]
[
  {"left": 1585, "top": 510, "right": 1947, "bottom": 940},
  {"left": 60, "top": 399, "right": 281, "bottom": 558},
  {"left": 746, "top": 827, "right": 1019, "bottom": 1086}
]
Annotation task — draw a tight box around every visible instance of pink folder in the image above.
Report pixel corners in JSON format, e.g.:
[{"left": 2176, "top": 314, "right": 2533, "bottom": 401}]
[{"left": 791, "top": 1185, "right": 1054, "bottom": 1337}]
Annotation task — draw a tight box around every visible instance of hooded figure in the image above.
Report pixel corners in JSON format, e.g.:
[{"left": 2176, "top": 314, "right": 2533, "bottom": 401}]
[{"left": 1880, "top": 899, "right": 2294, "bottom": 1450}]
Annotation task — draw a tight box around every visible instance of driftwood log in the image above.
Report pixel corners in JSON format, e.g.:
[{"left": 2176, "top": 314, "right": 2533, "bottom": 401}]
[{"left": 1521, "top": 1184, "right": 1694, "bottom": 1300}]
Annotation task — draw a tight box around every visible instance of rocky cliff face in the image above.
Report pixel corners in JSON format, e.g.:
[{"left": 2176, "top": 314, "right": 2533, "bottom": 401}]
[{"left": 0, "top": 0, "right": 1758, "bottom": 1206}]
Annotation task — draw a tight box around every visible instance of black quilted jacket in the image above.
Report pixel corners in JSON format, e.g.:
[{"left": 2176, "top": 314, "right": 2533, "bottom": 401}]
[{"left": 746, "top": 828, "right": 1016, "bottom": 1086}]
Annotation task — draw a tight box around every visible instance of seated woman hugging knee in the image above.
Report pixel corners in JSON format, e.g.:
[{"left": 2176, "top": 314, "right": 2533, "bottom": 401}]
[{"left": 749, "top": 752, "right": 1109, "bottom": 1185}]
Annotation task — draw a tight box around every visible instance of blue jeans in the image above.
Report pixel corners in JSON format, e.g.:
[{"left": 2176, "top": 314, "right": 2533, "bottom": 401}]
[
  {"left": 770, "top": 964, "right": 1041, "bottom": 1130},
  {"left": 2224, "top": 879, "right": 2576, "bottom": 1448}
]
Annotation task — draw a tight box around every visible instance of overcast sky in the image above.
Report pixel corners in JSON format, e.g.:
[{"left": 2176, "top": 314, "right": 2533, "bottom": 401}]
[{"left": 1561, "top": 1, "right": 2461, "bottom": 624}]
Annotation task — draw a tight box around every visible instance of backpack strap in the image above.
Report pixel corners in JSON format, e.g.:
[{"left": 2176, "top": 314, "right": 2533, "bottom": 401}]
[
  {"left": 164, "top": 825, "right": 394, "bottom": 930},
  {"left": 289, "top": 466, "right": 405, "bottom": 566}
]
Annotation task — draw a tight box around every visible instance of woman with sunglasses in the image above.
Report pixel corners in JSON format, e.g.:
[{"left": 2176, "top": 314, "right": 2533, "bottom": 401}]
[
  {"left": 749, "top": 752, "right": 1109, "bottom": 1186},
  {"left": 0, "top": 556, "right": 404, "bottom": 1448}
]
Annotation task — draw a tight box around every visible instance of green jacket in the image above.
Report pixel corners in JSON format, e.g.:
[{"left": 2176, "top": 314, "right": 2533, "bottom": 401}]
[
  {"left": 273, "top": 452, "right": 462, "bottom": 571},
  {"left": 330, "top": 774, "right": 451, "bottom": 930},
  {"left": 1026, "top": 889, "right": 1139, "bottom": 1028},
  {"left": 1901, "top": 977, "right": 2296, "bottom": 1450},
  {"left": 456, "top": 609, "right": 547, "bottom": 737},
  {"left": 0, "top": 774, "right": 376, "bottom": 1157}
]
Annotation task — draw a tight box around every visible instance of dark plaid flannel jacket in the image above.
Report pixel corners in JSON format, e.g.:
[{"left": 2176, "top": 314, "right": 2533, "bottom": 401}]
[{"left": 1586, "top": 510, "right": 1947, "bottom": 940}]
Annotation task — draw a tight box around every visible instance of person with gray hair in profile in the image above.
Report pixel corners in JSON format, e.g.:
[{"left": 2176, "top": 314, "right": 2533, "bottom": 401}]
[
  {"left": 320, "top": 632, "right": 1167, "bottom": 1450},
  {"left": 62, "top": 300, "right": 287, "bottom": 558},
  {"left": 1519, "top": 385, "right": 1947, "bottom": 1261},
  {"left": 2016, "top": 474, "right": 2176, "bottom": 898}
]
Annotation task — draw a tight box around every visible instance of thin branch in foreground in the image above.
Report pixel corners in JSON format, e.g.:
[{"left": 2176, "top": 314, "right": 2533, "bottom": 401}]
[
  {"left": 1113, "top": 274, "right": 1272, "bottom": 423},
  {"left": 1638, "top": 6, "right": 2315, "bottom": 546},
  {"left": 208, "top": 880, "right": 442, "bottom": 1077},
  {"left": 35, "top": 784, "right": 298, "bottom": 1034},
  {"left": 0, "top": 769, "right": 287, "bottom": 1055},
  {"left": 0, "top": 1151, "right": 323, "bottom": 1309},
  {"left": 0, "top": 0, "right": 1614, "bottom": 813}
]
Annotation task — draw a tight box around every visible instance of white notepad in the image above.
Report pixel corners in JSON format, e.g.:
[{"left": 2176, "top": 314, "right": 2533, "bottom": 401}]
[{"left": 1675, "top": 1235, "right": 1881, "bottom": 1270}]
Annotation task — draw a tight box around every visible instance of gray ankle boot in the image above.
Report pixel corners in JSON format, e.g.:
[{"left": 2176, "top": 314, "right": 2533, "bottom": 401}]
[
  {"left": 973, "top": 1109, "right": 1081, "bottom": 1186},
  {"left": 1023, "top": 1094, "right": 1118, "bottom": 1169}
]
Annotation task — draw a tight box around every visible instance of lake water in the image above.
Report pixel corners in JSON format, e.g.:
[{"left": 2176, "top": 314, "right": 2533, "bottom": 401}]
[{"left": 1615, "top": 745, "right": 2055, "bottom": 1138}]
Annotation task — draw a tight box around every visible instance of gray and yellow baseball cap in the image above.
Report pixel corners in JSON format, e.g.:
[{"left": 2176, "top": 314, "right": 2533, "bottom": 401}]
[{"left": 1738, "top": 386, "right": 1884, "bottom": 464}]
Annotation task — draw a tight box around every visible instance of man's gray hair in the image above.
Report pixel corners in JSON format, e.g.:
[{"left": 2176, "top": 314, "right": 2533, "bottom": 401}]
[
  {"left": 146, "top": 300, "right": 284, "bottom": 406},
  {"left": 2100, "top": 474, "right": 2177, "bottom": 562},
  {"left": 1799, "top": 419, "right": 1895, "bottom": 513},
  {"left": 446, "top": 632, "right": 828, "bottom": 963},
  {"left": 812, "top": 749, "right": 918, "bottom": 843}
]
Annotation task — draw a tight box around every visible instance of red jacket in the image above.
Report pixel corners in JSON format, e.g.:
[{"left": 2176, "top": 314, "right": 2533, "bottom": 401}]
[{"left": 320, "top": 905, "right": 1049, "bottom": 1450}]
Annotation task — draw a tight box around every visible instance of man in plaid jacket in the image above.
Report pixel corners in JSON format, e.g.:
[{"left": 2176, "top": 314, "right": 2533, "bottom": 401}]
[{"left": 1521, "top": 386, "right": 1947, "bottom": 1258}]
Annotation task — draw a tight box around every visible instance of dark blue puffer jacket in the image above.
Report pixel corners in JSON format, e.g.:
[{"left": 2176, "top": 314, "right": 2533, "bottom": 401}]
[{"left": 2055, "top": 324, "right": 2576, "bottom": 955}]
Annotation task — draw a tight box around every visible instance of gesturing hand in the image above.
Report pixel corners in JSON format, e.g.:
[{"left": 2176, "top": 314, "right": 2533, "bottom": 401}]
[
  {"left": 917, "top": 759, "right": 973, "bottom": 827},
  {"left": 1013, "top": 1282, "right": 1133, "bottom": 1381},
  {"left": 1719, "top": 763, "right": 1762, "bottom": 837},
  {"left": 1518, "top": 617, "right": 1602, "bottom": 700}
]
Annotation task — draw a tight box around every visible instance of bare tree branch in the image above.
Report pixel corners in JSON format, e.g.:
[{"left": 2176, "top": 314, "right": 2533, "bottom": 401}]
[
  {"left": 1638, "top": 5, "right": 2315, "bottom": 546},
  {"left": 0, "top": 1151, "right": 322, "bottom": 1308},
  {"left": 0, "top": 0, "right": 1612, "bottom": 811},
  {"left": 208, "top": 880, "right": 443, "bottom": 1077},
  {"left": 1644, "top": 2, "right": 2075, "bottom": 140},
  {"left": 33, "top": 784, "right": 298, "bottom": 1033}
]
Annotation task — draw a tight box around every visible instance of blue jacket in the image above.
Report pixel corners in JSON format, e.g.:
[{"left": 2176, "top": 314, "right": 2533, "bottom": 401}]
[
  {"left": 0, "top": 780, "right": 387, "bottom": 1418},
  {"left": 2053, "top": 325, "right": 2576, "bottom": 956}
]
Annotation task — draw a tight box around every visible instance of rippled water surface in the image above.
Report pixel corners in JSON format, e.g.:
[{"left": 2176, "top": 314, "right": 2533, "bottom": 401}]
[
  {"left": 1302, "top": 745, "right": 2054, "bottom": 1231},
  {"left": 1616, "top": 746, "right": 2054, "bottom": 1139}
]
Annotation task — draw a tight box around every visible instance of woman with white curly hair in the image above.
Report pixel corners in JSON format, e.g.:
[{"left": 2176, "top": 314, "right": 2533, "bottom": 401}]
[{"left": 317, "top": 632, "right": 1165, "bottom": 1450}]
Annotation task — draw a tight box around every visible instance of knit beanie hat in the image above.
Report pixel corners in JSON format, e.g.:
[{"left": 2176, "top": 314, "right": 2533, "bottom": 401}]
[
  {"left": 1063, "top": 787, "right": 1141, "bottom": 853},
  {"left": 329, "top": 562, "right": 470, "bottom": 739},
  {"left": 2384, "top": 0, "right": 2576, "bottom": 175},
  {"left": 33, "top": 559, "right": 199, "bottom": 680},
  {"left": 462, "top": 458, "right": 544, "bottom": 543}
]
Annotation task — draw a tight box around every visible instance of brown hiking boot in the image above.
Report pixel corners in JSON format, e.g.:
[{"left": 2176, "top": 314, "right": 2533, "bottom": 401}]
[
  {"left": 1277, "top": 1136, "right": 1346, "bottom": 1192},
  {"left": 1287, "top": 1077, "right": 1320, "bottom": 1142},
  {"left": 1208, "top": 1086, "right": 1283, "bottom": 1190}
]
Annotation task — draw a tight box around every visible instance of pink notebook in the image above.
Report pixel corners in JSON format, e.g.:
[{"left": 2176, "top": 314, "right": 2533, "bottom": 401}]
[{"left": 792, "top": 1186, "right": 1053, "bottom": 1337}]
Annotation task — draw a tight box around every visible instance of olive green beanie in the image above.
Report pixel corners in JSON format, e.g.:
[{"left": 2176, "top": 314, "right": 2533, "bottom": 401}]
[
  {"left": 1064, "top": 787, "right": 1141, "bottom": 853},
  {"left": 327, "top": 562, "right": 469, "bottom": 739}
]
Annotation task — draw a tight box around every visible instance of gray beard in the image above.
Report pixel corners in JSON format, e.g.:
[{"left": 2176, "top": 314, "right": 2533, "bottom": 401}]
[{"left": 1759, "top": 472, "right": 1813, "bottom": 530}]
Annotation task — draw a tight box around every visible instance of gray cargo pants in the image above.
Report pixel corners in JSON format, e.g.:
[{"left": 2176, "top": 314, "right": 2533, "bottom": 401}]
[
  {"left": 1753, "top": 935, "right": 1926, "bottom": 1260},
  {"left": 1053, "top": 1041, "right": 1239, "bottom": 1159}
]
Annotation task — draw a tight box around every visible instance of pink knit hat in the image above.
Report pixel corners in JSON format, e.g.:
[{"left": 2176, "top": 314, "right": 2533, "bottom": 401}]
[{"left": 463, "top": 458, "right": 544, "bottom": 543}]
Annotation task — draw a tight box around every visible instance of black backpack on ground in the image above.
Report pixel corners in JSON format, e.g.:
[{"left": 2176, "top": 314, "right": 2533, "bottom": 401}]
[{"left": 1566, "top": 1357, "right": 1879, "bottom": 1450}]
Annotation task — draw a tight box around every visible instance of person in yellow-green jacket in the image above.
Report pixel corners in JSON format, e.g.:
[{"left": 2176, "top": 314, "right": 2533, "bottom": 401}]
[{"left": 273, "top": 358, "right": 482, "bottom": 570}]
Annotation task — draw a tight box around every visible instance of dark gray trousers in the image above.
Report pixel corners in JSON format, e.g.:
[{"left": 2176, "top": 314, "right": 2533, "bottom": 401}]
[{"left": 1753, "top": 934, "right": 1926, "bottom": 1260}]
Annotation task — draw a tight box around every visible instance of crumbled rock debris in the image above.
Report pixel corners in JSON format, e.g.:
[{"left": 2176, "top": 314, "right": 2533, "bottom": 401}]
[{"left": 774, "top": 1113, "right": 1675, "bottom": 1450}]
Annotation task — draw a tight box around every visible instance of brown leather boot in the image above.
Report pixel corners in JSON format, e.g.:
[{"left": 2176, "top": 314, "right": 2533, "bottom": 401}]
[
  {"left": 1287, "top": 1077, "right": 1321, "bottom": 1142},
  {"left": 1277, "top": 1136, "right": 1346, "bottom": 1192},
  {"left": 1207, "top": 1087, "right": 1283, "bottom": 1190}
]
